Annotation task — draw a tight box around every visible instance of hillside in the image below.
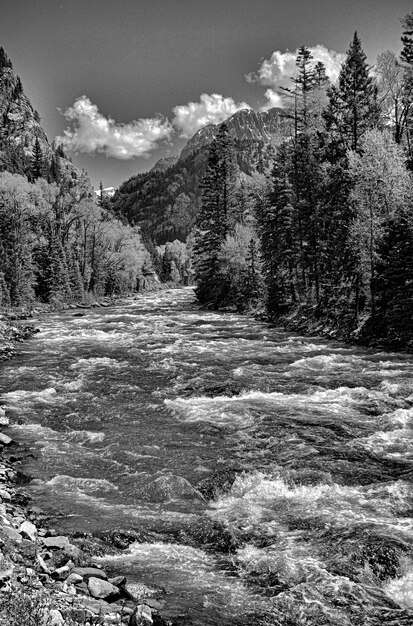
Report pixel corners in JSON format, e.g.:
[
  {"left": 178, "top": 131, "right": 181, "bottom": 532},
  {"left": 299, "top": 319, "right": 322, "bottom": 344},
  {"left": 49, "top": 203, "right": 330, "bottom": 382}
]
[
  {"left": 112, "top": 107, "right": 292, "bottom": 244},
  {"left": 0, "top": 46, "right": 153, "bottom": 308}
]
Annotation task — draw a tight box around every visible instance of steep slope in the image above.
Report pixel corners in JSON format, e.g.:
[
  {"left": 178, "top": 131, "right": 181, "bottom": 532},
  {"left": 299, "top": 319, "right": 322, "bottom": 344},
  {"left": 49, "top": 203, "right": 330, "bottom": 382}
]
[
  {"left": 0, "top": 46, "right": 89, "bottom": 189},
  {"left": 112, "top": 107, "right": 292, "bottom": 244}
]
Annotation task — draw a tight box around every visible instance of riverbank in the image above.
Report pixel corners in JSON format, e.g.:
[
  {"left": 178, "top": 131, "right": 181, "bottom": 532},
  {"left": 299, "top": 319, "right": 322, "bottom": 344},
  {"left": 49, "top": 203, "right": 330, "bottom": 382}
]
[
  {"left": 268, "top": 303, "right": 413, "bottom": 353},
  {"left": 0, "top": 318, "right": 174, "bottom": 626}
]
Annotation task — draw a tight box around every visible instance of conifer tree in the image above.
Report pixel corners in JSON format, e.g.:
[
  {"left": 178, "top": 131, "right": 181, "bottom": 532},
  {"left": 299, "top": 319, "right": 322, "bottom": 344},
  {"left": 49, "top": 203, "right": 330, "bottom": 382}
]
[
  {"left": 31, "top": 137, "right": 45, "bottom": 180},
  {"left": 400, "top": 12, "right": 413, "bottom": 167},
  {"left": 193, "top": 122, "right": 236, "bottom": 305},
  {"left": 324, "top": 32, "right": 379, "bottom": 155}
]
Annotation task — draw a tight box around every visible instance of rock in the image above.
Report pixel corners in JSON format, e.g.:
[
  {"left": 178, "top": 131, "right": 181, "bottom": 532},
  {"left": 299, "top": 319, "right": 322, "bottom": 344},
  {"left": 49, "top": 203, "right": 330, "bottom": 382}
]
[
  {"left": 88, "top": 576, "right": 120, "bottom": 601},
  {"left": 0, "top": 408, "right": 9, "bottom": 426},
  {"left": 109, "top": 575, "right": 126, "bottom": 587},
  {"left": 19, "top": 520, "right": 38, "bottom": 541},
  {"left": 41, "top": 535, "right": 83, "bottom": 563},
  {"left": 71, "top": 566, "right": 108, "bottom": 581},
  {"left": 0, "top": 433, "right": 13, "bottom": 446},
  {"left": 79, "top": 597, "right": 113, "bottom": 615},
  {"left": 0, "top": 489, "right": 11, "bottom": 502},
  {"left": 0, "top": 526, "right": 22, "bottom": 543},
  {"left": 51, "top": 564, "right": 71, "bottom": 580},
  {"left": 26, "top": 567, "right": 36, "bottom": 577},
  {"left": 36, "top": 553, "right": 51, "bottom": 573},
  {"left": 66, "top": 572, "right": 83, "bottom": 585},
  {"left": 42, "top": 535, "right": 71, "bottom": 549},
  {"left": 121, "top": 582, "right": 158, "bottom": 602},
  {"left": 48, "top": 609, "right": 65, "bottom": 626},
  {"left": 129, "top": 604, "right": 153, "bottom": 626},
  {"left": 145, "top": 598, "right": 165, "bottom": 611},
  {"left": 137, "top": 474, "right": 204, "bottom": 503},
  {"left": 74, "top": 581, "right": 89, "bottom": 595}
]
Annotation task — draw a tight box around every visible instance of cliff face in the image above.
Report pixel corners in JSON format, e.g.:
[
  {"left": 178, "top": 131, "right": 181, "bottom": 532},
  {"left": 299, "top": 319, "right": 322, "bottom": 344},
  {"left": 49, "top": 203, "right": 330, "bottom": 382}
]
[
  {"left": 0, "top": 47, "right": 91, "bottom": 191},
  {"left": 113, "top": 107, "right": 292, "bottom": 244}
]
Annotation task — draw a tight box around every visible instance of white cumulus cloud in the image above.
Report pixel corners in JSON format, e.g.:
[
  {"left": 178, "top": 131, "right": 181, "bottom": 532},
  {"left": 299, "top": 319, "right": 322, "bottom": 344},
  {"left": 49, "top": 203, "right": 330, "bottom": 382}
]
[
  {"left": 260, "top": 88, "right": 284, "bottom": 111},
  {"left": 172, "top": 93, "right": 251, "bottom": 138},
  {"left": 248, "top": 45, "right": 346, "bottom": 109},
  {"left": 56, "top": 96, "right": 174, "bottom": 160}
]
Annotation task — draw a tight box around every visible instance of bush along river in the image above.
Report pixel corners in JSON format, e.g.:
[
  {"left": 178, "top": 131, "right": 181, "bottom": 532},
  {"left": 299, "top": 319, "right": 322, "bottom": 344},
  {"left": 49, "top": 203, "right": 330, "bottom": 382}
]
[{"left": 1, "top": 287, "right": 413, "bottom": 626}]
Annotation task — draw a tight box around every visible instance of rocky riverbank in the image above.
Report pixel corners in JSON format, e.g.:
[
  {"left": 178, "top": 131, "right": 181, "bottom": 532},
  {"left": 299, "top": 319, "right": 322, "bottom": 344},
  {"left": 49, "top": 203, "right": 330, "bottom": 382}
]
[{"left": 0, "top": 320, "right": 174, "bottom": 626}]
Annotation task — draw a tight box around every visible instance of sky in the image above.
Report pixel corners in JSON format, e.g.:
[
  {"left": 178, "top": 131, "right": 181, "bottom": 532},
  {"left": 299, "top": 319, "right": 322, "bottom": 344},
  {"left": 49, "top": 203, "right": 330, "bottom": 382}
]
[{"left": 1, "top": 0, "right": 412, "bottom": 189}]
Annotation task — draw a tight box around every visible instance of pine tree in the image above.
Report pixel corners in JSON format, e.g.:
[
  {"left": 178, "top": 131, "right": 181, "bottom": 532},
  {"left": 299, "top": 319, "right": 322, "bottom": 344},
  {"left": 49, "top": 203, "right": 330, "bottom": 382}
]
[
  {"left": 324, "top": 32, "right": 379, "bottom": 155},
  {"left": 193, "top": 123, "right": 236, "bottom": 305},
  {"left": 400, "top": 12, "right": 413, "bottom": 167},
  {"left": 31, "top": 137, "right": 46, "bottom": 180}
]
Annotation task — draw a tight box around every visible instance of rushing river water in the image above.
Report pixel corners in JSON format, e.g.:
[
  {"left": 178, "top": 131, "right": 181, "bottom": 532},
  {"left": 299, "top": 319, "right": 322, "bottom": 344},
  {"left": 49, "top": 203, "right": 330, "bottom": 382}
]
[{"left": 1, "top": 287, "right": 413, "bottom": 625}]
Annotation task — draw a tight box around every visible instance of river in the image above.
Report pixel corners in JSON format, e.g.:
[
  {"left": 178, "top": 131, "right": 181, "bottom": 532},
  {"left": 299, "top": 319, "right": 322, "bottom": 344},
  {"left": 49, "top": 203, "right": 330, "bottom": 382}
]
[{"left": 1, "top": 287, "right": 413, "bottom": 625}]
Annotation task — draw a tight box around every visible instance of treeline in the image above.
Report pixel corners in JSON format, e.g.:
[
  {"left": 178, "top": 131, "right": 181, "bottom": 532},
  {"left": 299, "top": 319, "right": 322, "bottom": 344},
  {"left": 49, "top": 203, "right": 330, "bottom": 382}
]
[
  {"left": 193, "top": 17, "right": 413, "bottom": 347},
  {"left": 0, "top": 47, "right": 153, "bottom": 308}
]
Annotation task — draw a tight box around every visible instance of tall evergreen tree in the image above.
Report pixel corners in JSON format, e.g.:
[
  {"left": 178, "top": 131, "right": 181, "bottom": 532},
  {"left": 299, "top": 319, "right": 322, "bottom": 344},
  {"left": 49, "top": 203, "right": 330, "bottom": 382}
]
[
  {"left": 31, "top": 137, "right": 46, "bottom": 180},
  {"left": 193, "top": 123, "right": 236, "bottom": 305},
  {"left": 324, "top": 32, "right": 379, "bottom": 155}
]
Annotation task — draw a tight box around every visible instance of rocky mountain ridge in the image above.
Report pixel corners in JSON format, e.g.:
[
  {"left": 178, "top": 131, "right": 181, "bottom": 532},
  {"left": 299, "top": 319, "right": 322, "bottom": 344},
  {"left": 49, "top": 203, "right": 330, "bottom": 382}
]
[{"left": 112, "top": 106, "right": 292, "bottom": 244}]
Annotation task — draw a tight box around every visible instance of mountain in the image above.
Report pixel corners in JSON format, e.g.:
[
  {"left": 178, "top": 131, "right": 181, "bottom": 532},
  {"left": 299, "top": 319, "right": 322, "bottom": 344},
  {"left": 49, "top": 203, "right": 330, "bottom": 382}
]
[
  {"left": 0, "top": 46, "right": 89, "bottom": 189},
  {"left": 112, "top": 107, "right": 292, "bottom": 244},
  {"left": 150, "top": 155, "right": 179, "bottom": 172}
]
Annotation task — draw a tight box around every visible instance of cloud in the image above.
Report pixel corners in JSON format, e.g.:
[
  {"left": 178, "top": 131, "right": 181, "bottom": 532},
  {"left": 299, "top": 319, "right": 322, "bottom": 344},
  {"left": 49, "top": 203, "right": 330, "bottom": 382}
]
[
  {"left": 260, "top": 89, "right": 284, "bottom": 112},
  {"left": 248, "top": 45, "right": 346, "bottom": 109},
  {"left": 56, "top": 96, "right": 173, "bottom": 159},
  {"left": 172, "top": 93, "right": 251, "bottom": 138}
]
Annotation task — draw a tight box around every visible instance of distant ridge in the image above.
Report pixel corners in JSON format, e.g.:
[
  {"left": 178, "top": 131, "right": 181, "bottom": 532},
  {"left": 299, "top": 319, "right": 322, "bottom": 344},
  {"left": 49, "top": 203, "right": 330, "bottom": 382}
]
[{"left": 112, "top": 107, "right": 292, "bottom": 244}]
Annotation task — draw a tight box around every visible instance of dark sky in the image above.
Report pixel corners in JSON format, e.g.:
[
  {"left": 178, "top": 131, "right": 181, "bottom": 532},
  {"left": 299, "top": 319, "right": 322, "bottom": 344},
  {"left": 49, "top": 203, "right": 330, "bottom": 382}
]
[{"left": 1, "top": 0, "right": 411, "bottom": 188}]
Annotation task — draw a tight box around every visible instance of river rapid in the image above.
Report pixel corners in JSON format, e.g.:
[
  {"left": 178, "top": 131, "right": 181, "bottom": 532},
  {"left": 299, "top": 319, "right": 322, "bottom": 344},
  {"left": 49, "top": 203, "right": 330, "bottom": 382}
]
[{"left": 1, "top": 287, "right": 413, "bottom": 625}]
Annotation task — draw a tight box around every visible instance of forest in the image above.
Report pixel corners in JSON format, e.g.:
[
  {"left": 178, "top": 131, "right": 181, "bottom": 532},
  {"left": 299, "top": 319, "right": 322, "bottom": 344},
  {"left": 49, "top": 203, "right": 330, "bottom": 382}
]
[
  {"left": 191, "top": 14, "right": 413, "bottom": 349},
  {"left": 0, "top": 48, "right": 154, "bottom": 309}
]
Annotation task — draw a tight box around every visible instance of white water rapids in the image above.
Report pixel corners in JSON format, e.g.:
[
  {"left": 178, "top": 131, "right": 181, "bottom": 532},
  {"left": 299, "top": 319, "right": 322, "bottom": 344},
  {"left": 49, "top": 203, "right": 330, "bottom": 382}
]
[{"left": 1, "top": 288, "right": 413, "bottom": 625}]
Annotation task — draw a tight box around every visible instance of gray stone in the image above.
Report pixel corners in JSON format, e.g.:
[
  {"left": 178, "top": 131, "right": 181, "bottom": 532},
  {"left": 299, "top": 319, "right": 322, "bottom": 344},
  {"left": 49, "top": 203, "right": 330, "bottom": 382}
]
[
  {"left": 0, "top": 409, "right": 9, "bottom": 427},
  {"left": 51, "top": 565, "right": 71, "bottom": 580},
  {"left": 42, "top": 535, "right": 71, "bottom": 549},
  {"left": 19, "top": 520, "right": 38, "bottom": 542},
  {"left": 109, "top": 575, "right": 126, "bottom": 587},
  {"left": 88, "top": 576, "right": 120, "bottom": 601},
  {"left": 36, "top": 553, "right": 51, "bottom": 573},
  {"left": 121, "top": 582, "right": 158, "bottom": 602},
  {"left": 0, "top": 490, "right": 11, "bottom": 502},
  {"left": 66, "top": 572, "right": 83, "bottom": 585},
  {"left": 48, "top": 609, "right": 65, "bottom": 626},
  {"left": 0, "top": 433, "right": 12, "bottom": 446},
  {"left": 129, "top": 604, "right": 153, "bottom": 626},
  {"left": 0, "top": 526, "right": 22, "bottom": 543},
  {"left": 72, "top": 566, "right": 107, "bottom": 580}
]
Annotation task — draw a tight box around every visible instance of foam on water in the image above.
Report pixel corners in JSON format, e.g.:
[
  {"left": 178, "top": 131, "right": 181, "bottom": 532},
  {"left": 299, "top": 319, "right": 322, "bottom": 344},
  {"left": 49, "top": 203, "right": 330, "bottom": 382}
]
[
  {"left": 209, "top": 471, "right": 413, "bottom": 535},
  {"left": 355, "top": 429, "right": 413, "bottom": 461},
  {"left": 383, "top": 563, "right": 413, "bottom": 609}
]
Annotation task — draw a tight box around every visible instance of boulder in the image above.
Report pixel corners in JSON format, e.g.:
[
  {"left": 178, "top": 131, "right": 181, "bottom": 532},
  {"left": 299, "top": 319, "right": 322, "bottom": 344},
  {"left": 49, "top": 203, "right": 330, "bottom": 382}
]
[
  {"left": 36, "top": 553, "right": 51, "bottom": 574},
  {"left": 137, "top": 474, "right": 204, "bottom": 503},
  {"left": 66, "top": 572, "right": 83, "bottom": 585},
  {"left": 19, "top": 520, "right": 38, "bottom": 542},
  {"left": 0, "top": 526, "right": 22, "bottom": 543},
  {"left": 0, "top": 408, "right": 9, "bottom": 426},
  {"left": 42, "top": 535, "right": 71, "bottom": 550},
  {"left": 121, "top": 582, "right": 158, "bottom": 602},
  {"left": 0, "top": 433, "right": 13, "bottom": 446},
  {"left": 48, "top": 609, "right": 65, "bottom": 626},
  {"left": 71, "top": 566, "right": 107, "bottom": 581},
  {"left": 88, "top": 576, "right": 120, "bottom": 601},
  {"left": 51, "top": 564, "right": 70, "bottom": 580},
  {"left": 41, "top": 535, "right": 83, "bottom": 563},
  {"left": 129, "top": 605, "right": 153, "bottom": 626},
  {"left": 108, "top": 575, "right": 126, "bottom": 587}
]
